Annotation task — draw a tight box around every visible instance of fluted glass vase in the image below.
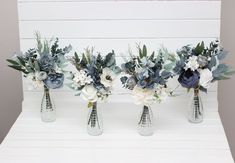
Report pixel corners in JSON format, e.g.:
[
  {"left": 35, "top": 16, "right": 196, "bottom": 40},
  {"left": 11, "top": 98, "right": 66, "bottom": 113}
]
[
  {"left": 188, "top": 88, "right": 203, "bottom": 123},
  {"left": 138, "top": 105, "right": 154, "bottom": 136},
  {"left": 87, "top": 102, "right": 103, "bottom": 136},
  {"left": 41, "top": 86, "right": 56, "bottom": 122}
]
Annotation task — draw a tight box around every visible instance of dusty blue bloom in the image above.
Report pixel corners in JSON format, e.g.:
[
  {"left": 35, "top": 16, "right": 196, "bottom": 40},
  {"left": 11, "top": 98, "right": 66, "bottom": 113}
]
[
  {"left": 178, "top": 69, "right": 200, "bottom": 88},
  {"left": 126, "top": 76, "right": 137, "bottom": 90},
  {"left": 44, "top": 73, "right": 64, "bottom": 89},
  {"left": 39, "top": 54, "right": 54, "bottom": 72}
]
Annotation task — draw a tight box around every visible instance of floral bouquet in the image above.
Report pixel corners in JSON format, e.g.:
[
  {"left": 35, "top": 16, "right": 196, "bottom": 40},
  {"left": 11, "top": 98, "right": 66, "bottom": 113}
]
[
  {"left": 120, "top": 45, "right": 177, "bottom": 136},
  {"left": 7, "top": 33, "right": 72, "bottom": 122},
  {"left": 174, "top": 40, "right": 234, "bottom": 123},
  {"left": 68, "top": 48, "right": 121, "bottom": 135}
]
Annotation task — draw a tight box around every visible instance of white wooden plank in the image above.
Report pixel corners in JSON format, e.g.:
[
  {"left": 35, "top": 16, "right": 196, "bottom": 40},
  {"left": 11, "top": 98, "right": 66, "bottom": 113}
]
[
  {"left": 0, "top": 148, "right": 232, "bottom": 163},
  {"left": 18, "top": 1, "right": 220, "bottom": 20},
  {"left": 19, "top": 20, "right": 220, "bottom": 39},
  {"left": 19, "top": 38, "right": 219, "bottom": 54}
]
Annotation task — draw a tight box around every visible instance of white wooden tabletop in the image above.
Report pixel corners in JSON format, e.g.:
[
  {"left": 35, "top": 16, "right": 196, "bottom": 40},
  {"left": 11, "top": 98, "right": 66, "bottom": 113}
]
[{"left": 0, "top": 92, "right": 234, "bottom": 163}]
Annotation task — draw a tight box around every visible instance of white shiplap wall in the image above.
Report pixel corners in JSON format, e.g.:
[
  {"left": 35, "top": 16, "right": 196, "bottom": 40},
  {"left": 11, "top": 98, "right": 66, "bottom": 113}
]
[{"left": 17, "top": 0, "right": 221, "bottom": 105}]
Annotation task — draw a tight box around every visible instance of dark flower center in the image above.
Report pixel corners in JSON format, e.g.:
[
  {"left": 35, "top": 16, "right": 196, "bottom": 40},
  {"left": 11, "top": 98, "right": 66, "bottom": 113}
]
[
  {"left": 106, "top": 75, "right": 112, "bottom": 81},
  {"left": 185, "top": 69, "right": 193, "bottom": 78}
]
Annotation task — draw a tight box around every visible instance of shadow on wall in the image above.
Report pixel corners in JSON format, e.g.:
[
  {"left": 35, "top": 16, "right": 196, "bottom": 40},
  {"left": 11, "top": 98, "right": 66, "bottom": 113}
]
[
  {"left": 0, "top": 0, "right": 23, "bottom": 143},
  {"left": 219, "top": 0, "right": 235, "bottom": 160}
]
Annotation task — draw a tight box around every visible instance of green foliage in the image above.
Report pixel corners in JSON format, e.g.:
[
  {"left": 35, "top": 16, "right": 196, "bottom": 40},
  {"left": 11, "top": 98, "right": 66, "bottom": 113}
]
[
  {"left": 7, "top": 32, "right": 71, "bottom": 76},
  {"left": 193, "top": 41, "right": 205, "bottom": 56},
  {"left": 212, "top": 64, "right": 235, "bottom": 80}
]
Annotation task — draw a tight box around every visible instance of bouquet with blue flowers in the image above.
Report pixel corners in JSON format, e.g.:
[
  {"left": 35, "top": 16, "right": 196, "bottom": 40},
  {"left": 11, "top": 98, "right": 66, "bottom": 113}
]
[
  {"left": 7, "top": 33, "right": 72, "bottom": 90},
  {"left": 68, "top": 48, "right": 122, "bottom": 106},
  {"left": 174, "top": 40, "right": 234, "bottom": 92},
  {"left": 120, "top": 45, "right": 177, "bottom": 106}
]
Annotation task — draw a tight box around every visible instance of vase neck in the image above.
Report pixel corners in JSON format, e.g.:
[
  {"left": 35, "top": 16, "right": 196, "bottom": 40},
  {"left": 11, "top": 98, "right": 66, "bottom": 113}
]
[
  {"left": 194, "top": 88, "right": 200, "bottom": 96},
  {"left": 92, "top": 102, "right": 97, "bottom": 110},
  {"left": 143, "top": 105, "right": 150, "bottom": 109},
  {"left": 44, "top": 86, "right": 49, "bottom": 93}
]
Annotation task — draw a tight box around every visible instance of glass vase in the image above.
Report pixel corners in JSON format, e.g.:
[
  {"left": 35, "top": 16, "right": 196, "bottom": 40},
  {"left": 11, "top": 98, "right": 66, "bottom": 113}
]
[
  {"left": 41, "top": 86, "right": 56, "bottom": 122},
  {"left": 138, "top": 105, "right": 154, "bottom": 136},
  {"left": 188, "top": 88, "right": 203, "bottom": 123},
  {"left": 87, "top": 102, "right": 103, "bottom": 136}
]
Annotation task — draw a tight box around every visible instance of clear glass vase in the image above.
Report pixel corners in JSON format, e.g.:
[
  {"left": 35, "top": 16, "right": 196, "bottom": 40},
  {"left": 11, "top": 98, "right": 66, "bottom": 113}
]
[
  {"left": 87, "top": 102, "right": 103, "bottom": 136},
  {"left": 41, "top": 86, "right": 56, "bottom": 122},
  {"left": 138, "top": 105, "right": 154, "bottom": 136},
  {"left": 188, "top": 88, "right": 203, "bottom": 123}
]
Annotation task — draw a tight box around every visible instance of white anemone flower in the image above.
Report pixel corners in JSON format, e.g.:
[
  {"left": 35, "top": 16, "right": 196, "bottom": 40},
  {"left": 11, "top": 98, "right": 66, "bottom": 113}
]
[
  {"left": 25, "top": 73, "right": 44, "bottom": 90},
  {"left": 100, "top": 68, "right": 116, "bottom": 88},
  {"left": 35, "top": 71, "right": 47, "bottom": 81},
  {"left": 155, "top": 85, "right": 169, "bottom": 102}
]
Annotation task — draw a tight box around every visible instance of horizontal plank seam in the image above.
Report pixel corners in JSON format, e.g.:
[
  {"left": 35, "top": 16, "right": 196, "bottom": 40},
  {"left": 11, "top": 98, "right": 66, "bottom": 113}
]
[
  {"left": 18, "top": 0, "right": 221, "bottom": 3},
  {"left": 20, "top": 37, "right": 220, "bottom": 39},
  {"left": 19, "top": 18, "right": 220, "bottom": 21}
]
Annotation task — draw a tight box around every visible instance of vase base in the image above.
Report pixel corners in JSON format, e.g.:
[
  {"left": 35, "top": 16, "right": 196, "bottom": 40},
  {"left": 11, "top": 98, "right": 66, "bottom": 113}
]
[
  {"left": 188, "top": 119, "right": 203, "bottom": 124},
  {"left": 138, "top": 127, "right": 154, "bottom": 136},
  {"left": 41, "top": 118, "right": 56, "bottom": 122},
  {"left": 41, "top": 113, "right": 56, "bottom": 122},
  {"left": 87, "top": 131, "right": 103, "bottom": 136},
  {"left": 138, "top": 132, "right": 154, "bottom": 136}
]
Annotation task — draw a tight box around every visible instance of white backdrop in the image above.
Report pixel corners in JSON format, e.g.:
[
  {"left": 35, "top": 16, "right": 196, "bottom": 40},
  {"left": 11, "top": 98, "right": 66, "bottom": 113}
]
[{"left": 17, "top": 0, "right": 221, "bottom": 107}]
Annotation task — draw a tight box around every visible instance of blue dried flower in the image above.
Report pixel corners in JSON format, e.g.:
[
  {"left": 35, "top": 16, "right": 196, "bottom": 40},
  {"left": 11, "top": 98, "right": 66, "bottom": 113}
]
[
  {"left": 126, "top": 76, "right": 137, "bottom": 90},
  {"left": 44, "top": 73, "right": 64, "bottom": 89},
  {"left": 178, "top": 69, "right": 200, "bottom": 88},
  {"left": 39, "top": 54, "right": 54, "bottom": 72}
]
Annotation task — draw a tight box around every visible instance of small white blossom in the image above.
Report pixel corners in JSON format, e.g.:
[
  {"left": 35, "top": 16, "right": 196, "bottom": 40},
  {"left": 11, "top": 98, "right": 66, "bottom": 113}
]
[
  {"left": 184, "top": 56, "right": 199, "bottom": 71},
  {"left": 73, "top": 70, "right": 93, "bottom": 87},
  {"left": 199, "top": 68, "right": 213, "bottom": 88},
  {"left": 155, "top": 85, "right": 169, "bottom": 102}
]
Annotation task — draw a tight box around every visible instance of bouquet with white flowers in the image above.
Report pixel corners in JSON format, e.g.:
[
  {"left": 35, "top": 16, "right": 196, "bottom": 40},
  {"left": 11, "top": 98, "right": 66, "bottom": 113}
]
[
  {"left": 174, "top": 40, "right": 234, "bottom": 123},
  {"left": 7, "top": 32, "right": 72, "bottom": 122},
  {"left": 7, "top": 33, "right": 71, "bottom": 90},
  {"left": 121, "top": 45, "right": 177, "bottom": 106},
  {"left": 175, "top": 40, "right": 234, "bottom": 91},
  {"left": 120, "top": 45, "right": 177, "bottom": 136},
  {"left": 68, "top": 48, "right": 121, "bottom": 135},
  {"left": 68, "top": 48, "right": 121, "bottom": 104}
]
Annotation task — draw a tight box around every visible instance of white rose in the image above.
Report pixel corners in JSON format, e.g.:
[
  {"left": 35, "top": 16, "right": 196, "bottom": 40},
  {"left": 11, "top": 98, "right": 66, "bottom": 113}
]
[
  {"left": 81, "top": 85, "right": 98, "bottom": 102},
  {"left": 184, "top": 56, "right": 199, "bottom": 71},
  {"left": 199, "top": 68, "right": 213, "bottom": 88},
  {"left": 100, "top": 68, "right": 116, "bottom": 88},
  {"left": 132, "top": 86, "right": 155, "bottom": 106}
]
